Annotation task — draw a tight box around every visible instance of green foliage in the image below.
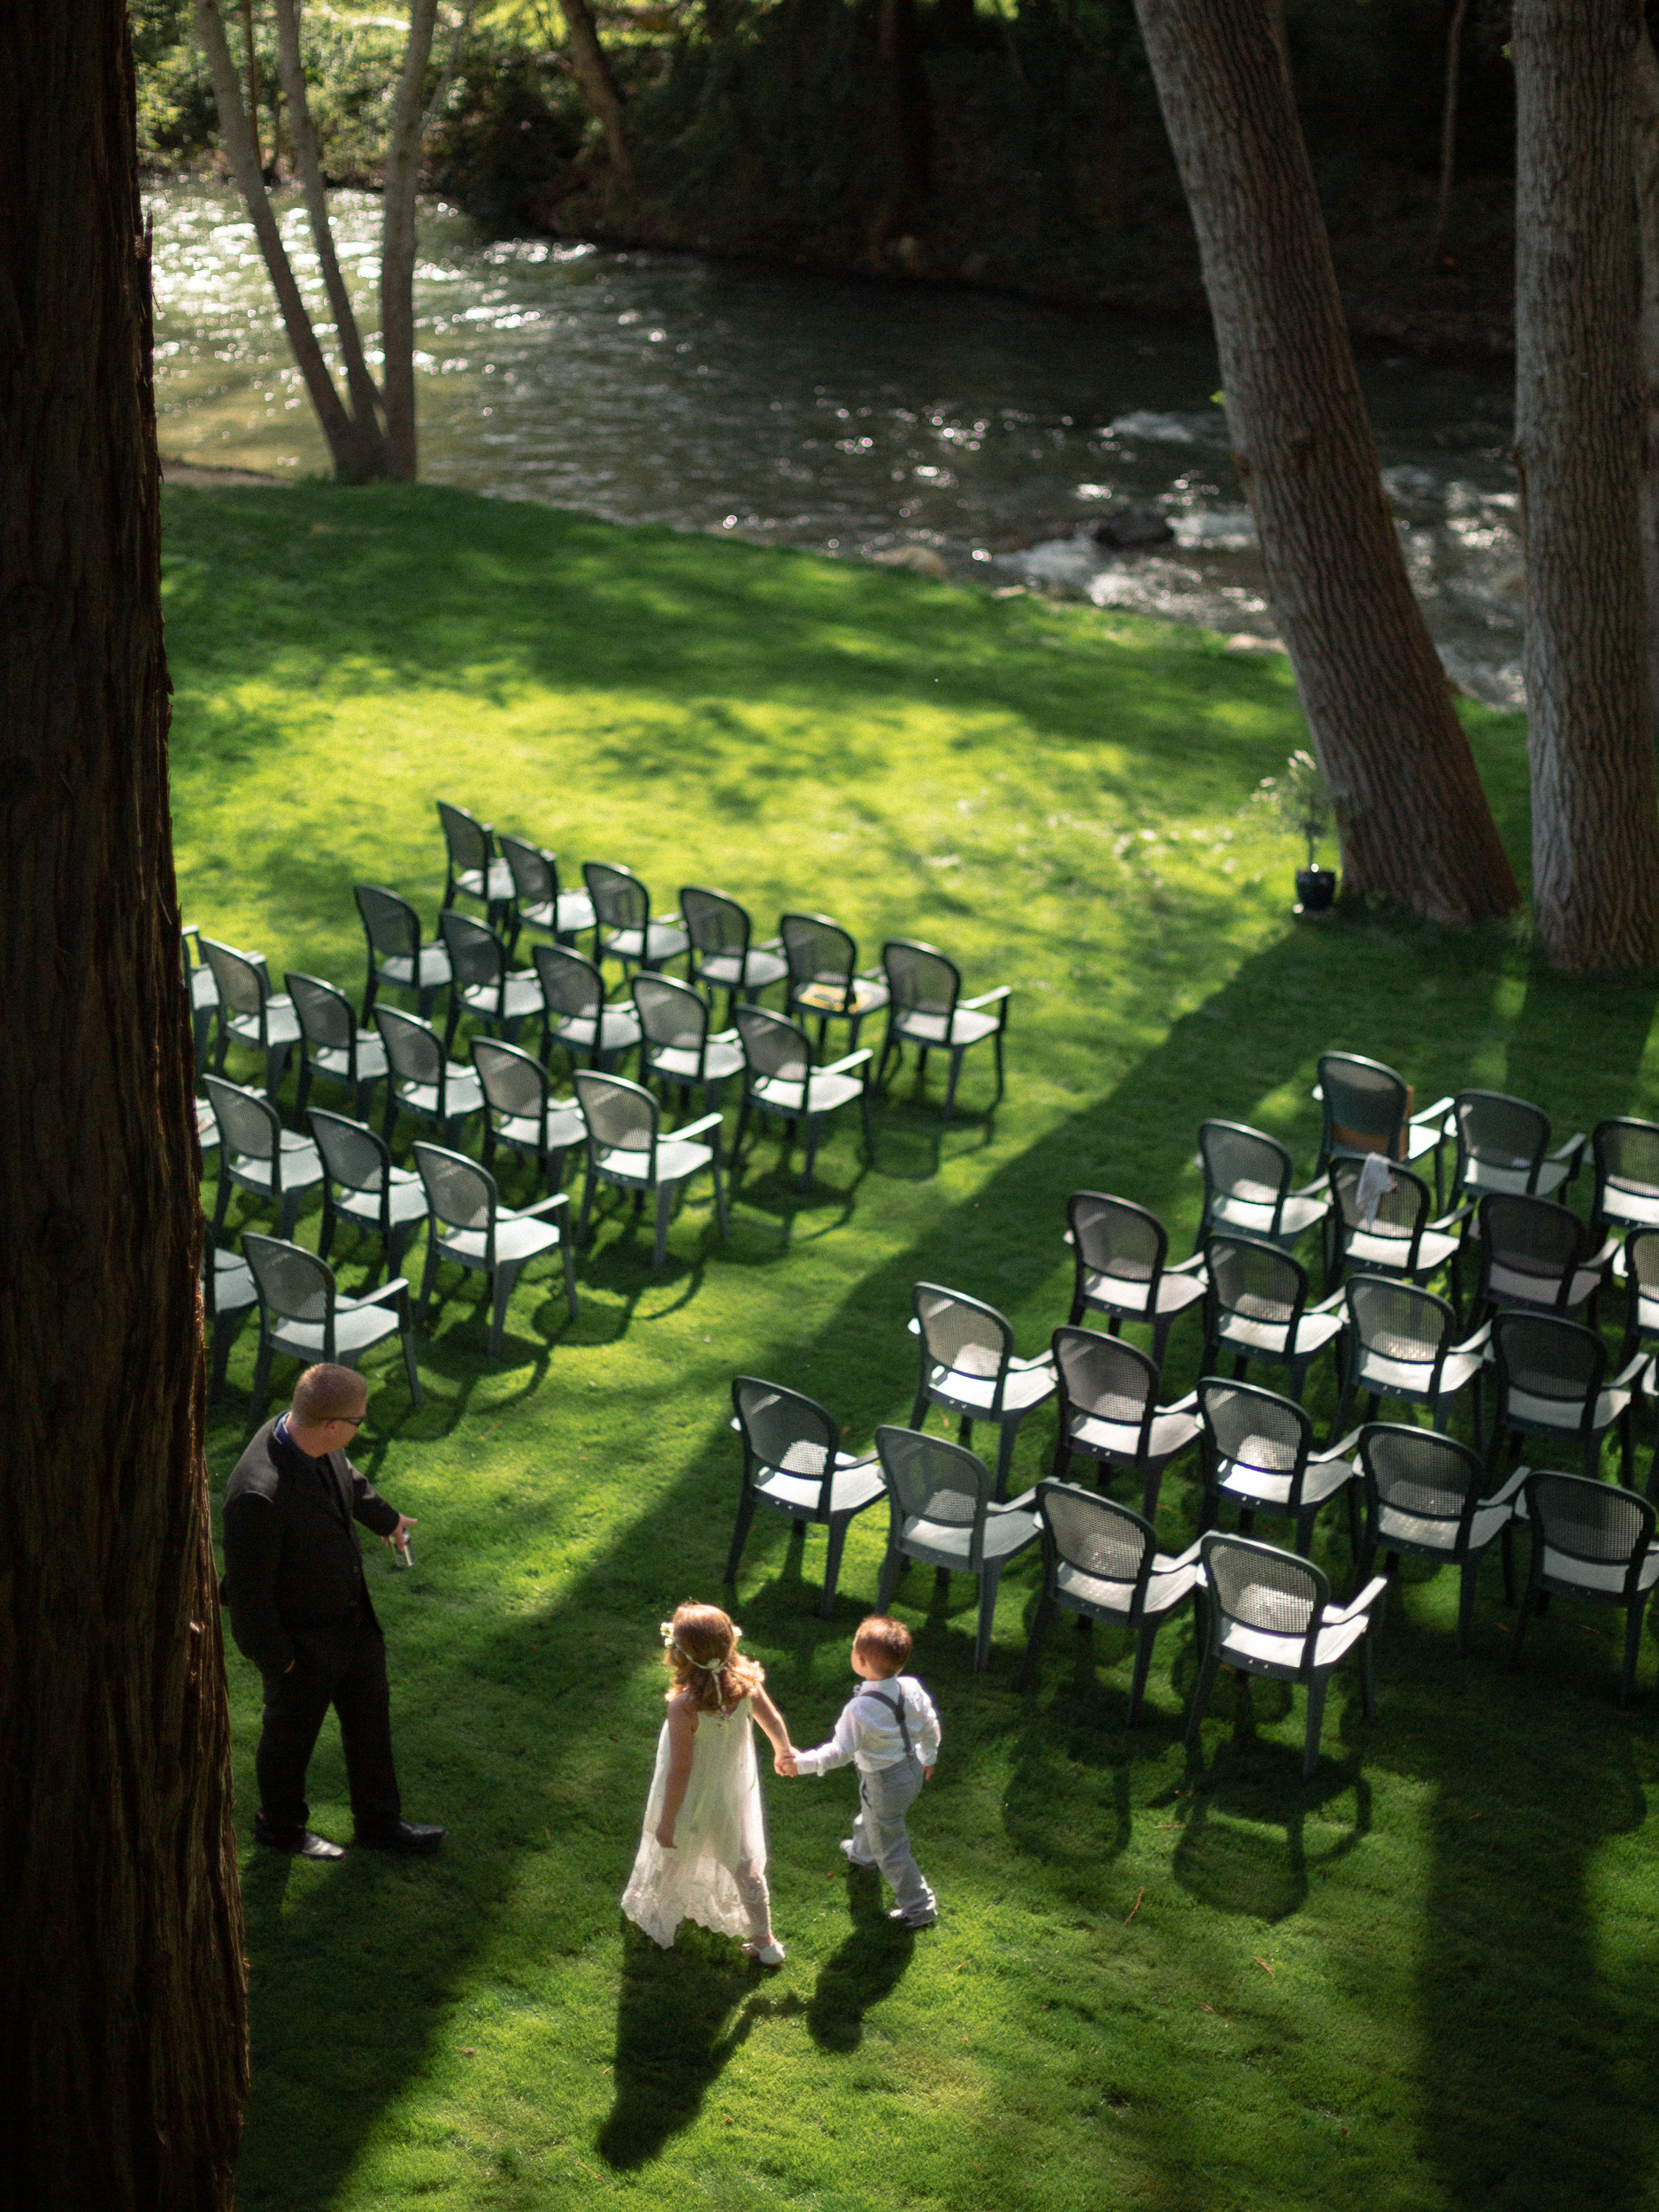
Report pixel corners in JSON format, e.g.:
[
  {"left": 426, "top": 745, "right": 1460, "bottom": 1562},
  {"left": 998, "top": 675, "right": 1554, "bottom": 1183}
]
[
  {"left": 160, "top": 478, "right": 1659, "bottom": 2212},
  {"left": 426, "top": 42, "right": 587, "bottom": 230}
]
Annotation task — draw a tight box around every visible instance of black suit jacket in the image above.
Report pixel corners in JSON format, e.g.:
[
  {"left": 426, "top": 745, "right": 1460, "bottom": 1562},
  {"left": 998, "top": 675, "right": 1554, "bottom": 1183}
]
[{"left": 220, "top": 1419, "right": 401, "bottom": 1675}]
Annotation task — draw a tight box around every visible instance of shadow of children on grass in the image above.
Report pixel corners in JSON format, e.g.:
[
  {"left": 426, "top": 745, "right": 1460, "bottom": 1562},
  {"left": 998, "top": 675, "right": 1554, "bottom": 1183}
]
[
  {"left": 805, "top": 1863, "right": 918, "bottom": 2053},
  {"left": 598, "top": 1921, "right": 804, "bottom": 2169}
]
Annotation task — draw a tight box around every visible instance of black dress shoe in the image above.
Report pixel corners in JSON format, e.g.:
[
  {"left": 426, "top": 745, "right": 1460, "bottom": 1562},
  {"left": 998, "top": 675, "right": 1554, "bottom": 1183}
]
[
  {"left": 355, "top": 1819, "right": 446, "bottom": 1855},
  {"left": 256, "top": 1824, "right": 347, "bottom": 1861}
]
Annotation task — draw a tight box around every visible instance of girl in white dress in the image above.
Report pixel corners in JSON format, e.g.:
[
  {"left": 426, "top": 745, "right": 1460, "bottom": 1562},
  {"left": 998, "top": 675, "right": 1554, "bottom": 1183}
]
[{"left": 621, "top": 1602, "right": 795, "bottom": 1966}]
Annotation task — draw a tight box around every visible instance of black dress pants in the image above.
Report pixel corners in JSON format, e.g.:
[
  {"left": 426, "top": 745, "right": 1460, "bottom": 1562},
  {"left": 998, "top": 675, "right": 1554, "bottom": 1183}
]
[{"left": 255, "top": 1602, "right": 402, "bottom": 1841}]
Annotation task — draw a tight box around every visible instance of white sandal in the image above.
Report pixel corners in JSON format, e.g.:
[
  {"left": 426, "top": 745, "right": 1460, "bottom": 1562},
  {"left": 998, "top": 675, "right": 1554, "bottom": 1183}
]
[{"left": 743, "top": 1939, "right": 787, "bottom": 1967}]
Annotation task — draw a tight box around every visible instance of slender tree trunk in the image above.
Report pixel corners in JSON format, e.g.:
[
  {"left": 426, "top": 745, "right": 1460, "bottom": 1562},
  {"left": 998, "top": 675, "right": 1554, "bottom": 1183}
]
[
  {"left": 380, "top": 0, "right": 440, "bottom": 482},
  {"left": 563, "top": 0, "right": 634, "bottom": 183},
  {"left": 195, "top": 0, "right": 382, "bottom": 479},
  {"left": 1130, "top": 0, "right": 1517, "bottom": 925},
  {"left": 1429, "top": 0, "right": 1471, "bottom": 266},
  {"left": 272, "top": 0, "right": 388, "bottom": 466},
  {"left": 1513, "top": 0, "right": 1659, "bottom": 968},
  {"left": 1632, "top": 18, "right": 1659, "bottom": 741},
  {"left": 0, "top": 4, "right": 248, "bottom": 2204},
  {"left": 242, "top": 0, "right": 262, "bottom": 175}
]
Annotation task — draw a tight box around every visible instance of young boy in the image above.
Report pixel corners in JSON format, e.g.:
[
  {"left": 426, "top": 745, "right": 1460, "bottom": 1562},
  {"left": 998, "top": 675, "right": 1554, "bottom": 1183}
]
[{"left": 783, "top": 1616, "right": 941, "bottom": 1929}]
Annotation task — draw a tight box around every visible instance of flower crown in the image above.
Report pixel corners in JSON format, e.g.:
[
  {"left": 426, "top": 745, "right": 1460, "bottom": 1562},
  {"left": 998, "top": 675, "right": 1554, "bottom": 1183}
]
[{"left": 660, "top": 1618, "right": 741, "bottom": 1674}]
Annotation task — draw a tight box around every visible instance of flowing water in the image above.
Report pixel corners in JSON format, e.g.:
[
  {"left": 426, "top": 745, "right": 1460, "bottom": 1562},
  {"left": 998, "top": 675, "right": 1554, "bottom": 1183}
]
[{"left": 148, "top": 182, "right": 1525, "bottom": 708}]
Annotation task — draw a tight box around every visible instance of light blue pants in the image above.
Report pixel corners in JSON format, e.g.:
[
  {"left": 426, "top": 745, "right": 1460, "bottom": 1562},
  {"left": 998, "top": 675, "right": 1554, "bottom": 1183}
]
[{"left": 849, "top": 1757, "right": 935, "bottom": 1919}]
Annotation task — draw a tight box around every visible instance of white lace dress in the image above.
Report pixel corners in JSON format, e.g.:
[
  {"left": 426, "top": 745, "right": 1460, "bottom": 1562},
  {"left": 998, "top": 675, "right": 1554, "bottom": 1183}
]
[{"left": 621, "top": 1694, "right": 772, "bottom": 1949}]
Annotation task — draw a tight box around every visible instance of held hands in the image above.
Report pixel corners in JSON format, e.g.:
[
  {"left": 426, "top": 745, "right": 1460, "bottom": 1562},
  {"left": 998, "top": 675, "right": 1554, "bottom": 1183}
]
[
  {"left": 923, "top": 1765, "right": 935, "bottom": 1781},
  {"left": 774, "top": 1747, "right": 799, "bottom": 1778}
]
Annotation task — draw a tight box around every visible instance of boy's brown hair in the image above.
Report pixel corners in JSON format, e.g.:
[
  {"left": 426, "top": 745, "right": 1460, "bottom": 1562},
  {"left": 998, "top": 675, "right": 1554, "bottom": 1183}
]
[{"left": 854, "top": 1616, "right": 911, "bottom": 1677}]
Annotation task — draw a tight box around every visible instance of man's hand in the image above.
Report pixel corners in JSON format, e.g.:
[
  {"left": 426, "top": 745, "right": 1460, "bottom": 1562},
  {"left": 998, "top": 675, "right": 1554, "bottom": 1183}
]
[
  {"left": 382, "top": 1514, "right": 417, "bottom": 1553},
  {"left": 774, "top": 1747, "right": 798, "bottom": 1778}
]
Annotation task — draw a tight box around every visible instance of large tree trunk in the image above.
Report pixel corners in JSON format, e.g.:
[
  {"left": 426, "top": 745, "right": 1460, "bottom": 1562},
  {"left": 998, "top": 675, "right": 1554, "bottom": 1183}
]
[
  {"left": 0, "top": 4, "right": 248, "bottom": 2205},
  {"left": 273, "top": 0, "right": 388, "bottom": 470},
  {"left": 1631, "top": 18, "right": 1659, "bottom": 742},
  {"left": 1514, "top": 0, "right": 1659, "bottom": 968},
  {"left": 1133, "top": 0, "right": 1518, "bottom": 926},
  {"left": 380, "top": 0, "right": 440, "bottom": 482},
  {"left": 196, "top": 0, "right": 384, "bottom": 480},
  {"left": 563, "top": 0, "right": 634, "bottom": 185}
]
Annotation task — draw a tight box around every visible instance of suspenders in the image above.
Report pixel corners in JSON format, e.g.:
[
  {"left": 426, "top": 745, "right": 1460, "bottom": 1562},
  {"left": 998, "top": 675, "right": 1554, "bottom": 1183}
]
[{"left": 858, "top": 1681, "right": 916, "bottom": 1760}]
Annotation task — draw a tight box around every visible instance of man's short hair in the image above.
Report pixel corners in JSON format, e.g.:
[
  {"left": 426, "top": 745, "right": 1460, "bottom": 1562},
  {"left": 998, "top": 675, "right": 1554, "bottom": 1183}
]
[
  {"left": 293, "top": 1363, "right": 368, "bottom": 1425},
  {"left": 854, "top": 1616, "right": 912, "bottom": 1677}
]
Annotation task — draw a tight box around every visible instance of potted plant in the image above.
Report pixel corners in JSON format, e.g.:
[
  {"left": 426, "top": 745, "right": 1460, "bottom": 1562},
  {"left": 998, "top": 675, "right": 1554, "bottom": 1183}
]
[{"left": 1251, "top": 749, "right": 1336, "bottom": 913}]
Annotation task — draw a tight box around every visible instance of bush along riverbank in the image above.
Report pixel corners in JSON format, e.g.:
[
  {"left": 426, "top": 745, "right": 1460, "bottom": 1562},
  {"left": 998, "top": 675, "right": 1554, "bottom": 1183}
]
[{"left": 137, "top": 0, "right": 1520, "bottom": 363}]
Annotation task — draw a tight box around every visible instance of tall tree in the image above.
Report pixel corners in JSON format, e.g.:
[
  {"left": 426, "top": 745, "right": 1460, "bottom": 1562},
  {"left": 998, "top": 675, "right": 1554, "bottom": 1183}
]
[
  {"left": 563, "top": 0, "right": 634, "bottom": 185},
  {"left": 0, "top": 3, "right": 247, "bottom": 2205},
  {"left": 1629, "top": 14, "right": 1659, "bottom": 739},
  {"left": 1132, "top": 0, "right": 1518, "bottom": 926},
  {"left": 1513, "top": 0, "right": 1659, "bottom": 968}
]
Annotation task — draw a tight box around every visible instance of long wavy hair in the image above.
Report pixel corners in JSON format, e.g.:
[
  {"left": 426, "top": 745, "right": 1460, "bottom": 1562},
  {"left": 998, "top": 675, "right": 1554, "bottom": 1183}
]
[{"left": 662, "top": 1601, "right": 764, "bottom": 1715}]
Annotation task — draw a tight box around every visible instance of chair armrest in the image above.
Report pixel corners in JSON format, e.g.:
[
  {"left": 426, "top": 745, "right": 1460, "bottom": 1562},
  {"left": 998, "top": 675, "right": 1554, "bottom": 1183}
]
[
  {"left": 1588, "top": 1233, "right": 1621, "bottom": 1271},
  {"left": 182, "top": 923, "right": 201, "bottom": 949},
  {"left": 677, "top": 1111, "right": 725, "bottom": 1141},
  {"left": 1290, "top": 1177, "right": 1330, "bottom": 1201},
  {"left": 1156, "top": 1539, "right": 1204, "bottom": 1571},
  {"left": 994, "top": 1488, "right": 1041, "bottom": 1515},
  {"left": 820, "top": 1048, "right": 874, "bottom": 1077},
  {"left": 1551, "top": 1133, "right": 1587, "bottom": 1178},
  {"left": 1166, "top": 1252, "right": 1209, "bottom": 1277},
  {"left": 519, "top": 1191, "right": 572, "bottom": 1220},
  {"left": 654, "top": 911, "right": 683, "bottom": 926},
  {"left": 908, "top": 1317, "right": 922, "bottom": 1336},
  {"left": 1311, "top": 1426, "right": 1364, "bottom": 1465},
  {"left": 1611, "top": 1350, "right": 1652, "bottom": 1392},
  {"left": 833, "top": 1449, "right": 878, "bottom": 1471},
  {"left": 1483, "top": 1464, "right": 1532, "bottom": 1508},
  {"left": 1063, "top": 1228, "right": 1076, "bottom": 1249},
  {"left": 1453, "top": 1320, "right": 1493, "bottom": 1359},
  {"left": 711, "top": 1028, "right": 741, "bottom": 1046},
  {"left": 1164, "top": 1387, "right": 1200, "bottom": 1413},
  {"left": 729, "top": 1416, "right": 741, "bottom": 1432},
  {"left": 1310, "top": 1083, "right": 1323, "bottom": 1102},
  {"left": 1410, "top": 1094, "right": 1454, "bottom": 1126},
  {"left": 1429, "top": 1202, "right": 1474, "bottom": 1233},
  {"left": 757, "top": 935, "right": 784, "bottom": 953},
  {"left": 354, "top": 1276, "right": 411, "bottom": 1309},
  {"left": 1010, "top": 1352, "right": 1056, "bottom": 1374},
  {"left": 1324, "top": 1576, "right": 1390, "bottom": 1625},
  {"left": 1310, "top": 1288, "right": 1347, "bottom": 1314},
  {"left": 961, "top": 985, "right": 1013, "bottom": 1010}
]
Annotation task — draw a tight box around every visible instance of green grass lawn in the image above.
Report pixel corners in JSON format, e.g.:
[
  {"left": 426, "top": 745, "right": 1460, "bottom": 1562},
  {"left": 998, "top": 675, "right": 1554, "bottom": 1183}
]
[{"left": 167, "top": 480, "right": 1659, "bottom": 2212}]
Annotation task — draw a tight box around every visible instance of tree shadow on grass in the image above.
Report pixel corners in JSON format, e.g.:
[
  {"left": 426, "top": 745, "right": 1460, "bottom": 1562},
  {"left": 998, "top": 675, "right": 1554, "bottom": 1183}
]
[
  {"left": 805, "top": 1866, "right": 917, "bottom": 2053},
  {"left": 597, "top": 1922, "right": 805, "bottom": 2168}
]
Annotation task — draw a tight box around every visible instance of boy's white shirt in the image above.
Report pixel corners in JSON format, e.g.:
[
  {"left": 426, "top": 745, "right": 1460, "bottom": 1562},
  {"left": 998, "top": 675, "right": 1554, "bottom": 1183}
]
[{"left": 794, "top": 1674, "right": 941, "bottom": 1776}]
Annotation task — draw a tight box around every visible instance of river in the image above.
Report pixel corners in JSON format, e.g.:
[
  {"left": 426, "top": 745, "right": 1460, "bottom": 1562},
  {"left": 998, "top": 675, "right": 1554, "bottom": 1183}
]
[{"left": 147, "top": 182, "right": 1524, "bottom": 710}]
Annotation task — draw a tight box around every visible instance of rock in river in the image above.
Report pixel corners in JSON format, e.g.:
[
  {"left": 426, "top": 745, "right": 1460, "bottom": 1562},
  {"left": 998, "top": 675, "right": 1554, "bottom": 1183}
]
[{"left": 1090, "top": 502, "right": 1175, "bottom": 549}]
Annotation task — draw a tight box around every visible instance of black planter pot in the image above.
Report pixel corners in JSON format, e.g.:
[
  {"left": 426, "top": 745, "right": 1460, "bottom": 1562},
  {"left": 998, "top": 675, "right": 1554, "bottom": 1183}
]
[{"left": 1294, "top": 866, "right": 1337, "bottom": 914}]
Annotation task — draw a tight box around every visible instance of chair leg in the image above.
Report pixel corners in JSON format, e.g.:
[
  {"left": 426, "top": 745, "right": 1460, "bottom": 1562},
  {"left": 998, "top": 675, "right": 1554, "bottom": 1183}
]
[
  {"left": 994, "top": 1419, "right": 1017, "bottom": 1504},
  {"left": 577, "top": 1158, "right": 597, "bottom": 1246},
  {"left": 725, "top": 1496, "right": 757, "bottom": 1586},
  {"left": 800, "top": 1119, "right": 819, "bottom": 1195},
  {"left": 1184, "top": 1647, "right": 1220, "bottom": 1747},
  {"left": 1140, "top": 1464, "right": 1162, "bottom": 1523},
  {"left": 910, "top": 1381, "right": 931, "bottom": 1432},
  {"left": 382, "top": 1083, "right": 399, "bottom": 1146},
  {"left": 820, "top": 1515, "right": 851, "bottom": 1621},
  {"left": 993, "top": 1027, "right": 1005, "bottom": 1106},
  {"left": 209, "top": 1315, "right": 234, "bottom": 1403},
  {"left": 1294, "top": 1508, "right": 1317, "bottom": 1558},
  {"left": 710, "top": 1157, "right": 729, "bottom": 1240},
  {"left": 1358, "top": 1632, "right": 1376, "bottom": 1724},
  {"left": 488, "top": 1259, "right": 519, "bottom": 1360},
  {"left": 973, "top": 1562, "right": 1004, "bottom": 1674},
  {"left": 1345, "top": 1480, "right": 1363, "bottom": 1571},
  {"left": 1455, "top": 1555, "right": 1479, "bottom": 1659},
  {"left": 733, "top": 1088, "right": 753, "bottom": 1169},
  {"left": 247, "top": 1333, "right": 273, "bottom": 1428},
  {"left": 401, "top": 1315, "right": 424, "bottom": 1409},
  {"left": 416, "top": 1239, "right": 442, "bottom": 1336},
  {"left": 294, "top": 1061, "right": 313, "bottom": 1123},
  {"left": 561, "top": 1233, "right": 579, "bottom": 1322},
  {"left": 1620, "top": 1598, "right": 1647, "bottom": 1709},
  {"left": 652, "top": 1185, "right": 673, "bottom": 1271},
  {"left": 1016, "top": 1589, "right": 1055, "bottom": 1693},
  {"left": 1500, "top": 1519, "right": 1517, "bottom": 1603},
  {"left": 278, "top": 1189, "right": 300, "bottom": 1240},
  {"left": 1126, "top": 1617, "right": 1158, "bottom": 1724},
  {"left": 211, "top": 1169, "right": 232, "bottom": 1244},
  {"left": 942, "top": 1048, "right": 964, "bottom": 1125},
  {"left": 876, "top": 1541, "right": 903, "bottom": 1611},
  {"left": 1301, "top": 1671, "right": 1329, "bottom": 1780},
  {"left": 861, "top": 1087, "right": 876, "bottom": 1164},
  {"left": 875, "top": 1025, "right": 896, "bottom": 1094}
]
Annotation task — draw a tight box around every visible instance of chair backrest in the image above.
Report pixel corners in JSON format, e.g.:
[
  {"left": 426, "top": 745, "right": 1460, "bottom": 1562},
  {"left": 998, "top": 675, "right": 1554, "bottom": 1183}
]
[
  {"left": 499, "top": 832, "right": 557, "bottom": 908},
  {"left": 583, "top": 861, "right": 649, "bottom": 934},
  {"left": 243, "top": 1232, "right": 334, "bottom": 1326},
  {"left": 883, "top": 940, "right": 960, "bottom": 1025},
  {"left": 1493, "top": 1311, "right": 1607, "bottom": 1420},
  {"left": 309, "top": 1106, "right": 391, "bottom": 1195},
  {"left": 873, "top": 1425, "right": 991, "bottom": 1563},
  {"left": 375, "top": 1005, "right": 447, "bottom": 1087},
  {"left": 412, "top": 1141, "right": 498, "bottom": 1236},
  {"left": 1344, "top": 1276, "right": 1455, "bottom": 1378},
  {"left": 203, "top": 1074, "right": 279, "bottom": 1162},
  {"left": 534, "top": 942, "right": 605, "bottom": 1021},
  {"left": 1200, "top": 1119, "right": 1292, "bottom": 1211},
  {"left": 781, "top": 911, "right": 856, "bottom": 997},
  {"left": 1051, "top": 1325, "right": 1157, "bottom": 1439},
  {"left": 732, "top": 1375, "right": 841, "bottom": 1512},
  {"left": 1197, "top": 1376, "right": 1311, "bottom": 1486},
  {"left": 634, "top": 972, "right": 710, "bottom": 1054},
  {"left": 1329, "top": 1157, "right": 1430, "bottom": 1254},
  {"left": 573, "top": 1068, "right": 659, "bottom": 1163},
  {"left": 1477, "top": 1193, "right": 1590, "bottom": 1311},
  {"left": 1525, "top": 1471, "right": 1655, "bottom": 1597},
  {"left": 1626, "top": 1226, "right": 1659, "bottom": 1300},
  {"left": 1452, "top": 1089, "right": 1551, "bottom": 1189},
  {"left": 472, "top": 1036, "right": 549, "bottom": 1123},
  {"left": 1199, "top": 1532, "right": 1327, "bottom": 1675},
  {"left": 681, "top": 886, "right": 749, "bottom": 958},
  {"left": 1206, "top": 1233, "right": 1307, "bottom": 1330},
  {"left": 437, "top": 799, "right": 494, "bottom": 877},
  {"left": 356, "top": 883, "right": 423, "bottom": 961},
  {"left": 1318, "top": 1051, "right": 1411, "bottom": 1161},
  {"left": 733, "top": 1003, "right": 813, "bottom": 1086},
  {"left": 913, "top": 1283, "right": 1013, "bottom": 1406},
  {"left": 287, "top": 971, "right": 356, "bottom": 1052},
  {"left": 1357, "top": 1423, "right": 1486, "bottom": 1548},
  {"left": 1036, "top": 1479, "right": 1156, "bottom": 1608},
  {"left": 1594, "top": 1118, "right": 1659, "bottom": 1203},
  {"left": 1067, "top": 1191, "right": 1168, "bottom": 1295},
  {"left": 201, "top": 938, "right": 266, "bottom": 1021},
  {"left": 440, "top": 908, "right": 507, "bottom": 989}
]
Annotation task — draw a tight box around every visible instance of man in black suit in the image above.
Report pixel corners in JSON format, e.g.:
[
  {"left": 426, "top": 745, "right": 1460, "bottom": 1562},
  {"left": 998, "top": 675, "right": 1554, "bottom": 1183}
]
[{"left": 221, "top": 1361, "right": 445, "bottom": 1861}]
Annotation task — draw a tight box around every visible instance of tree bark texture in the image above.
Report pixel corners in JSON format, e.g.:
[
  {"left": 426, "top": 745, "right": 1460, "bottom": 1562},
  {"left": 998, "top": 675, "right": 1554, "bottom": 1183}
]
[
  {"left": 1631, "top": 19, "right": 1659, "bottom": 741},
  {"left": 273, "top": 0, "right": 388, "bottom": 470},
  {"left": 1132, "top": 0, "right": 1518, "bottom": 926},
  {"left": 0, "top": 4, "right": 248, "bottom": 2207},
  {"left": 563, "top": 0, "right": 634, "bottom": 185},
  {"left": 1514, "top": 0, "right": 1659, "bottom": 968},
  {"left": 380, "top": 0, "right": 441, "bottom": 481},
  {"left": 196, "top": 0, "right": 384, "bottom": 480}
]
